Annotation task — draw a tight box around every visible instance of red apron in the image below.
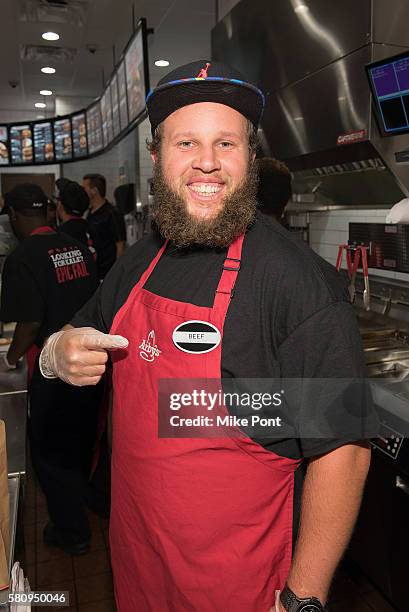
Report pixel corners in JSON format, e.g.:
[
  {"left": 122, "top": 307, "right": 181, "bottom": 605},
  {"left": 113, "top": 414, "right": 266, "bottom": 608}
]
[{"left": 110, "top": 235, "right": 301, "bottom": 612}]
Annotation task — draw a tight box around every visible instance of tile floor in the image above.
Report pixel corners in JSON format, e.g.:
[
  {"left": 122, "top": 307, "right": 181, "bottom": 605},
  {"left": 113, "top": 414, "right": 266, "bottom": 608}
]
[{"left": 20, "top": 470, "right": 397, "bottom": 612}]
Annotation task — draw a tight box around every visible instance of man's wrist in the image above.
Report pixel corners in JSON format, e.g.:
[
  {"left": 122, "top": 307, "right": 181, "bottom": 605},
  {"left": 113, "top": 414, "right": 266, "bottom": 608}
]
[{"left": 280, "top": 584, "right": 325, "bottom": 611}]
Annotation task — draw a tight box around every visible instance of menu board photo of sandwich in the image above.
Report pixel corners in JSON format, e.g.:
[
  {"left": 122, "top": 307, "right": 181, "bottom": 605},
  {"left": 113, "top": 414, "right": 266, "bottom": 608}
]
[
  {"left": 110, "top": 75, "right": 121, "bottom": 138},
  {"left": 0, "top": 127, "right": 9, "bottom": 165},
  {"left": 124, "top": 29, "right": 146, "bottom": 122},
  {"left": 33, "top": 121, "right": 54, "bottom": 163},
  {"left": 86, "top": 102, "right": 103, "bottom": 155},
  {"left": 117, "top": 61, "right": 129, "bottom": 131},
  {"left": 72, "top": 112, "right": 88, "bottom": 158},
  {"left": 10, "top": 124, "right": 34, "bottom": 164},
  {"left": 53, "top": 118, "right": 72, "bottom": 161}
]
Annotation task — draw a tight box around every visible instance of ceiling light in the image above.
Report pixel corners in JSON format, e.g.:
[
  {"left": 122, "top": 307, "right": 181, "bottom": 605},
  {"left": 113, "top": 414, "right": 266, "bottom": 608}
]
[
  {"left": 42, "top": 32, "right": 60, "bottom": 41},
  {"left": 36, "top": 114, "right": 45, "bottom": 119},
  {"left": 155, "top": 60, "right": 170, "bottom": 67},
  {"left": 35, "top": 102, "right": 46, "bottom": 108},
  {"left": 294, "top": 4, "right": 309, "bottom": 13},
  {"left": 41, "top": 66, "right": 56, "bottom": 74},
  {"left": 40, "top": 90, "right": 53, "bottom": 96}
]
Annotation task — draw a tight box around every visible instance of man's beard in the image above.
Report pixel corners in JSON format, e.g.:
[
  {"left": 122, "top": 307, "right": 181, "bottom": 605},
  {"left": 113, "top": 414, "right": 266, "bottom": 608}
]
[{"left": 151, "top": 160, "right": 259, "bottom": 248}]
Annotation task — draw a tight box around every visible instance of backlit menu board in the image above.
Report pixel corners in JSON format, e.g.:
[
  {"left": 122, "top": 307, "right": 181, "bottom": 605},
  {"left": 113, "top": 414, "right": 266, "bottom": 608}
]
[
  {"left": 33, "top": 121, "right": 54, "bottom": 163},
  {"left": 54, "top": 118, "right": 72, "bottom": 161},
  {"left": 125, "top": 29, "right": 146, "bottom": 122},
  {"left": 101, "top": 89, "right": 114, "bottom": 146},
  {"left": 86, "top": 102, "right": 103, "bottom": 154},
  {"left": 0, "top": 127, "right": 9, "bottom": 165},
  {"left": 110, "top": 75, "right": 121, "bottom": 138},
  {"left": 72, "top": 112, "right": 88, "bottom": 158},
  {"left": 117, "top": 61, "right": 129, "bottom": 130},
  {"left": 10, "top": 124, "right": 33, "bottom": 164}
]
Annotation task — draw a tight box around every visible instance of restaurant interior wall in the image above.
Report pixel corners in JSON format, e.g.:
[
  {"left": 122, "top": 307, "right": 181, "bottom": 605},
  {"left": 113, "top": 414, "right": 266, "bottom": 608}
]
[
  {"left": 309, "top": 209, "right": 409, "bottom": 282},
  {"left": 0, "top": 164, "right": 60, "bottom": 196},
  {"left": 61, "top": 127, "right": 139, "bottom": 204}
]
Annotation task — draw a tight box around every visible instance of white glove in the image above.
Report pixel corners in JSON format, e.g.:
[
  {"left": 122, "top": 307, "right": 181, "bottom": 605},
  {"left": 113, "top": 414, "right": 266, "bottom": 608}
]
[{"left": 39, "top": 326, "right": 129, "bottom": 386}]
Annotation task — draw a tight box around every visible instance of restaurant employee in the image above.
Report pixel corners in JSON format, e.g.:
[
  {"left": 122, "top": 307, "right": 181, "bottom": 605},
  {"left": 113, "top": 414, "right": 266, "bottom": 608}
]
[
  {"left": 39, "top": 62, "right": 378, "bottom": 611},
  {"left": 0, "top": 183, "right": 102, "bottom": 554}
]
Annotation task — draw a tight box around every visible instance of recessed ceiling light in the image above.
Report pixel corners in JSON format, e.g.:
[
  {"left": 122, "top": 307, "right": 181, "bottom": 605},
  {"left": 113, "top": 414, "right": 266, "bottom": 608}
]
[
  {"left": 40, "top": 90, "right": 53, "bottom": 96},
  {"left": 155, "top": 60, "right": 170, "bottom": 67},
  {"left": 42, "top": 31, "right": 60, "bottom": 41},
  {"left": 41, "top": 66, "right": 56, "bottom": 74},
  {"left": 294, "top": 4, "right": 309, "bottom": 13},
  {"left": 36, "top": 114, "right": 45, "bottom": 119},
  {"left": 35, "top": 102, "right": 46, "bottom": 108}
]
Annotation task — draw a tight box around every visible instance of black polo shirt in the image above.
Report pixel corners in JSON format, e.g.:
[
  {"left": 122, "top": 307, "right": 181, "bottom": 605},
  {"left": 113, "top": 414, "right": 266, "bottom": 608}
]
[{"left": 87, "top": 201, "right": 126, "bottom": 279}]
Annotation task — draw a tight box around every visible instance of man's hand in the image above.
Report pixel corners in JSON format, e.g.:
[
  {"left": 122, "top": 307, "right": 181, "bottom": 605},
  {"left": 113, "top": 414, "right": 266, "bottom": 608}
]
[{"left": 39, "top": 326, "right": 129, "bottom": 386}]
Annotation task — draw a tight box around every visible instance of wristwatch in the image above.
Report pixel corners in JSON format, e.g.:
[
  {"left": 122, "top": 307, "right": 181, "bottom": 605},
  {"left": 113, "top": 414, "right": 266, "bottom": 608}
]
[{"left": 280, "top": 585, "right": 325, "bottom": 611}]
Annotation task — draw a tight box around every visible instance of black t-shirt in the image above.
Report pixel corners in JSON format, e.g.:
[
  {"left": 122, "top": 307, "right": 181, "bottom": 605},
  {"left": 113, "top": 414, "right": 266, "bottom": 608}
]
[
  {"left": 0, "top": 230, "right": 99, "bottom": 347},
  {"left": 87, "top": 201, "right": 126, "bottom": 279},
  {"left": 72, "top": 213, "right": 379, "bottom": 460},
  {"left": 59, "top": 218, "right": 96, "bottom": 257}
]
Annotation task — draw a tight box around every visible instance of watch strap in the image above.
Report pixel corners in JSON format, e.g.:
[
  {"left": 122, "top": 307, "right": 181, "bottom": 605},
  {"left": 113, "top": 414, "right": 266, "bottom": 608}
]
[{"left": 280, "top": 585, "right": 325, "bottom": 611}]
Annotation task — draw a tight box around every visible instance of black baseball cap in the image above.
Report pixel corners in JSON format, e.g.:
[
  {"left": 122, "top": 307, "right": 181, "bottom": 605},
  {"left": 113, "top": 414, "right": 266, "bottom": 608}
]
[
  {"left": 57, "top": 180, "right": 89, "bottom": 216},
  {"left": 2, "top": 183, "right": 48, "bottom": 214},
  {"left": 146, "top": 60, "right": 265, "bottom": 134}
]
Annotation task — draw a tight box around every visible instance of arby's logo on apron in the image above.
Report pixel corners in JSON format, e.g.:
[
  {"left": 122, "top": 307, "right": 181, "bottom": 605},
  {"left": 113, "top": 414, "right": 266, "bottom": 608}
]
[
  {"left": 172, "top": 320, "right": 221, "bottom": 354},
  {"left": 139, "top": 330, "right": 161, "bottom": 362}
]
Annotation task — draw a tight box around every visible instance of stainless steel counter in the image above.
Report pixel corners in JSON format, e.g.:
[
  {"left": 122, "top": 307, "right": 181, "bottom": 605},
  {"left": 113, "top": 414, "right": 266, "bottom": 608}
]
[{"left": 0, "top": 364, "right": 27, "bottom": 476}]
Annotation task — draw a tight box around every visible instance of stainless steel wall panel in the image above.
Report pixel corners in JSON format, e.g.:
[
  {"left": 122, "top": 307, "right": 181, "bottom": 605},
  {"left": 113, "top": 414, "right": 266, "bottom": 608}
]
[
  {"left": 373, "top": 0, "right": 409, "bottom": 47},
  {"left": 262, "top": 46, "right": 372, "bottom": 160},
  {"left": 212, "top": 0, "right": 371, "bottom": 91}
]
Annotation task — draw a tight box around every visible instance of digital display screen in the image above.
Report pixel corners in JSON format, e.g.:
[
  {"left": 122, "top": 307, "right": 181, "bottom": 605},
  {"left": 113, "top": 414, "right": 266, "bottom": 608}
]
[
  {"left": 101, "top": 89, "right": 114, "bottom": 146},
  {"left": 10, "top": 124, "right": 33, "bottom": 164},
  {"left": 367, "top": 51, "right": 409, "bottom": 135},
  {"left": 53, "top": 118, "right": 72, "bottom": 161},
  {"left": 0, "top": 126, "right": 9, "bottom": 165},
  {"left": 125, "top": 29, "right": 146, "bottom": 122},
  {"left": 86, "top": 102, "right": 103, "bottom": 154},
  {"left": 72, "top": 112, "right": 87, "bottom": 158},
  {"left": 117, "top": 61, "right": 129, "bottom": 131},
  {"left": 33, "top": 121, "right": 54, "bottom": 163},
  {"left": 110, "top": 75, "right": 121, "bottom": 138}
]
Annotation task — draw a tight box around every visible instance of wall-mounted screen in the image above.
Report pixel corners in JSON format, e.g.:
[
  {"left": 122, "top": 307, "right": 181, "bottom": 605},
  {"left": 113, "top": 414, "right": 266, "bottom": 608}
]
[
  {"left": 86, "top": 102, "right": 103, "bottom": 154},
  {"left": 54, "top": 118, "right": 72, "bottom": 161},
  {"left": 0, "top": 127, "right": 9, "bottom": 165},
  {"left": 117, "top": 61, "right": 129, "bottom": 131},
  {"left": 101, "top": 88, "right": 114, "bottom": 146},
  {"left": 125, "top": 28, "right": 146, "bottom": 122},
  {"left": 110, "top": 75, "right": 121, "bottom": 138},
  {"left": 367, "top": 50, "right": 409, "bottom": 136},
  {"left": 105, "top": 88, "right": 114, "bottom": 144},
  {"left": 10, "top": 124, "right": 33, "bottom": 164},
  {"left": 33, "top": 121, "right": 54, "bottom": 163},
  {"left": 72, "top": 112, "right": 87, "bottom": 158}
]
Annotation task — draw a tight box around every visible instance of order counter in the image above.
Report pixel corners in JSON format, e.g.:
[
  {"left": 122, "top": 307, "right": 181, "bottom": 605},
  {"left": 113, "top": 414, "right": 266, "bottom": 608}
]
[{"left": 0, "top": 360, "right": 27, "bottom": 608}]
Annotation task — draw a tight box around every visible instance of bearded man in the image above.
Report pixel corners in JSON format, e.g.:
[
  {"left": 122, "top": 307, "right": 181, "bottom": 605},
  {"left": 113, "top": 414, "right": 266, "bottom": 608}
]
[{"left": 38, "top": 61, "right": 378, "bottom": 612}]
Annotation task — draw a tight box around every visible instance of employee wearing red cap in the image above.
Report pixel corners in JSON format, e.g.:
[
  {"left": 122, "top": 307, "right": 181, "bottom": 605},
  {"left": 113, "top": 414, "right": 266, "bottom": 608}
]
[{"left": 38, "top": 61, "right": 378, "bottom": 611}]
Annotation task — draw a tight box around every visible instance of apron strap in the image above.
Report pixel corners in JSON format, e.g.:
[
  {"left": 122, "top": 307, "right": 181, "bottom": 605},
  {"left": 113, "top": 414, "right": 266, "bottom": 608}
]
[
  {"left": 136, "top": 239, "right": 169, "bottom": 289},
  {"left": 213, "top": 234, "right": 245, "bottom": 311}
]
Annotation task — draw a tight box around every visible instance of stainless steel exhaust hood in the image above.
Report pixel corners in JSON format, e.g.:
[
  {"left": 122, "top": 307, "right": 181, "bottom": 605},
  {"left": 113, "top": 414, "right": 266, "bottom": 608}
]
[{"left": 212, "top": 0, "right": 409, "bottom": 208}]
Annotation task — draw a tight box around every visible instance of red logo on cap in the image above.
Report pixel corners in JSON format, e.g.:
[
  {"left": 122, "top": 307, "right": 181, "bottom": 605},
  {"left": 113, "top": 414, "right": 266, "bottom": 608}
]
[{"left": 196, "top": 62, "right": 211, "bottom": 79}]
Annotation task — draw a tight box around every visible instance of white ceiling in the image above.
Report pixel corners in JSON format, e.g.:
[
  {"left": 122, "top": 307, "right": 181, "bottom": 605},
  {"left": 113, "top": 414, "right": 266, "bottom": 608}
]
[{"left": 0, "top": 0, "right": 216, "bottom": 121}]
